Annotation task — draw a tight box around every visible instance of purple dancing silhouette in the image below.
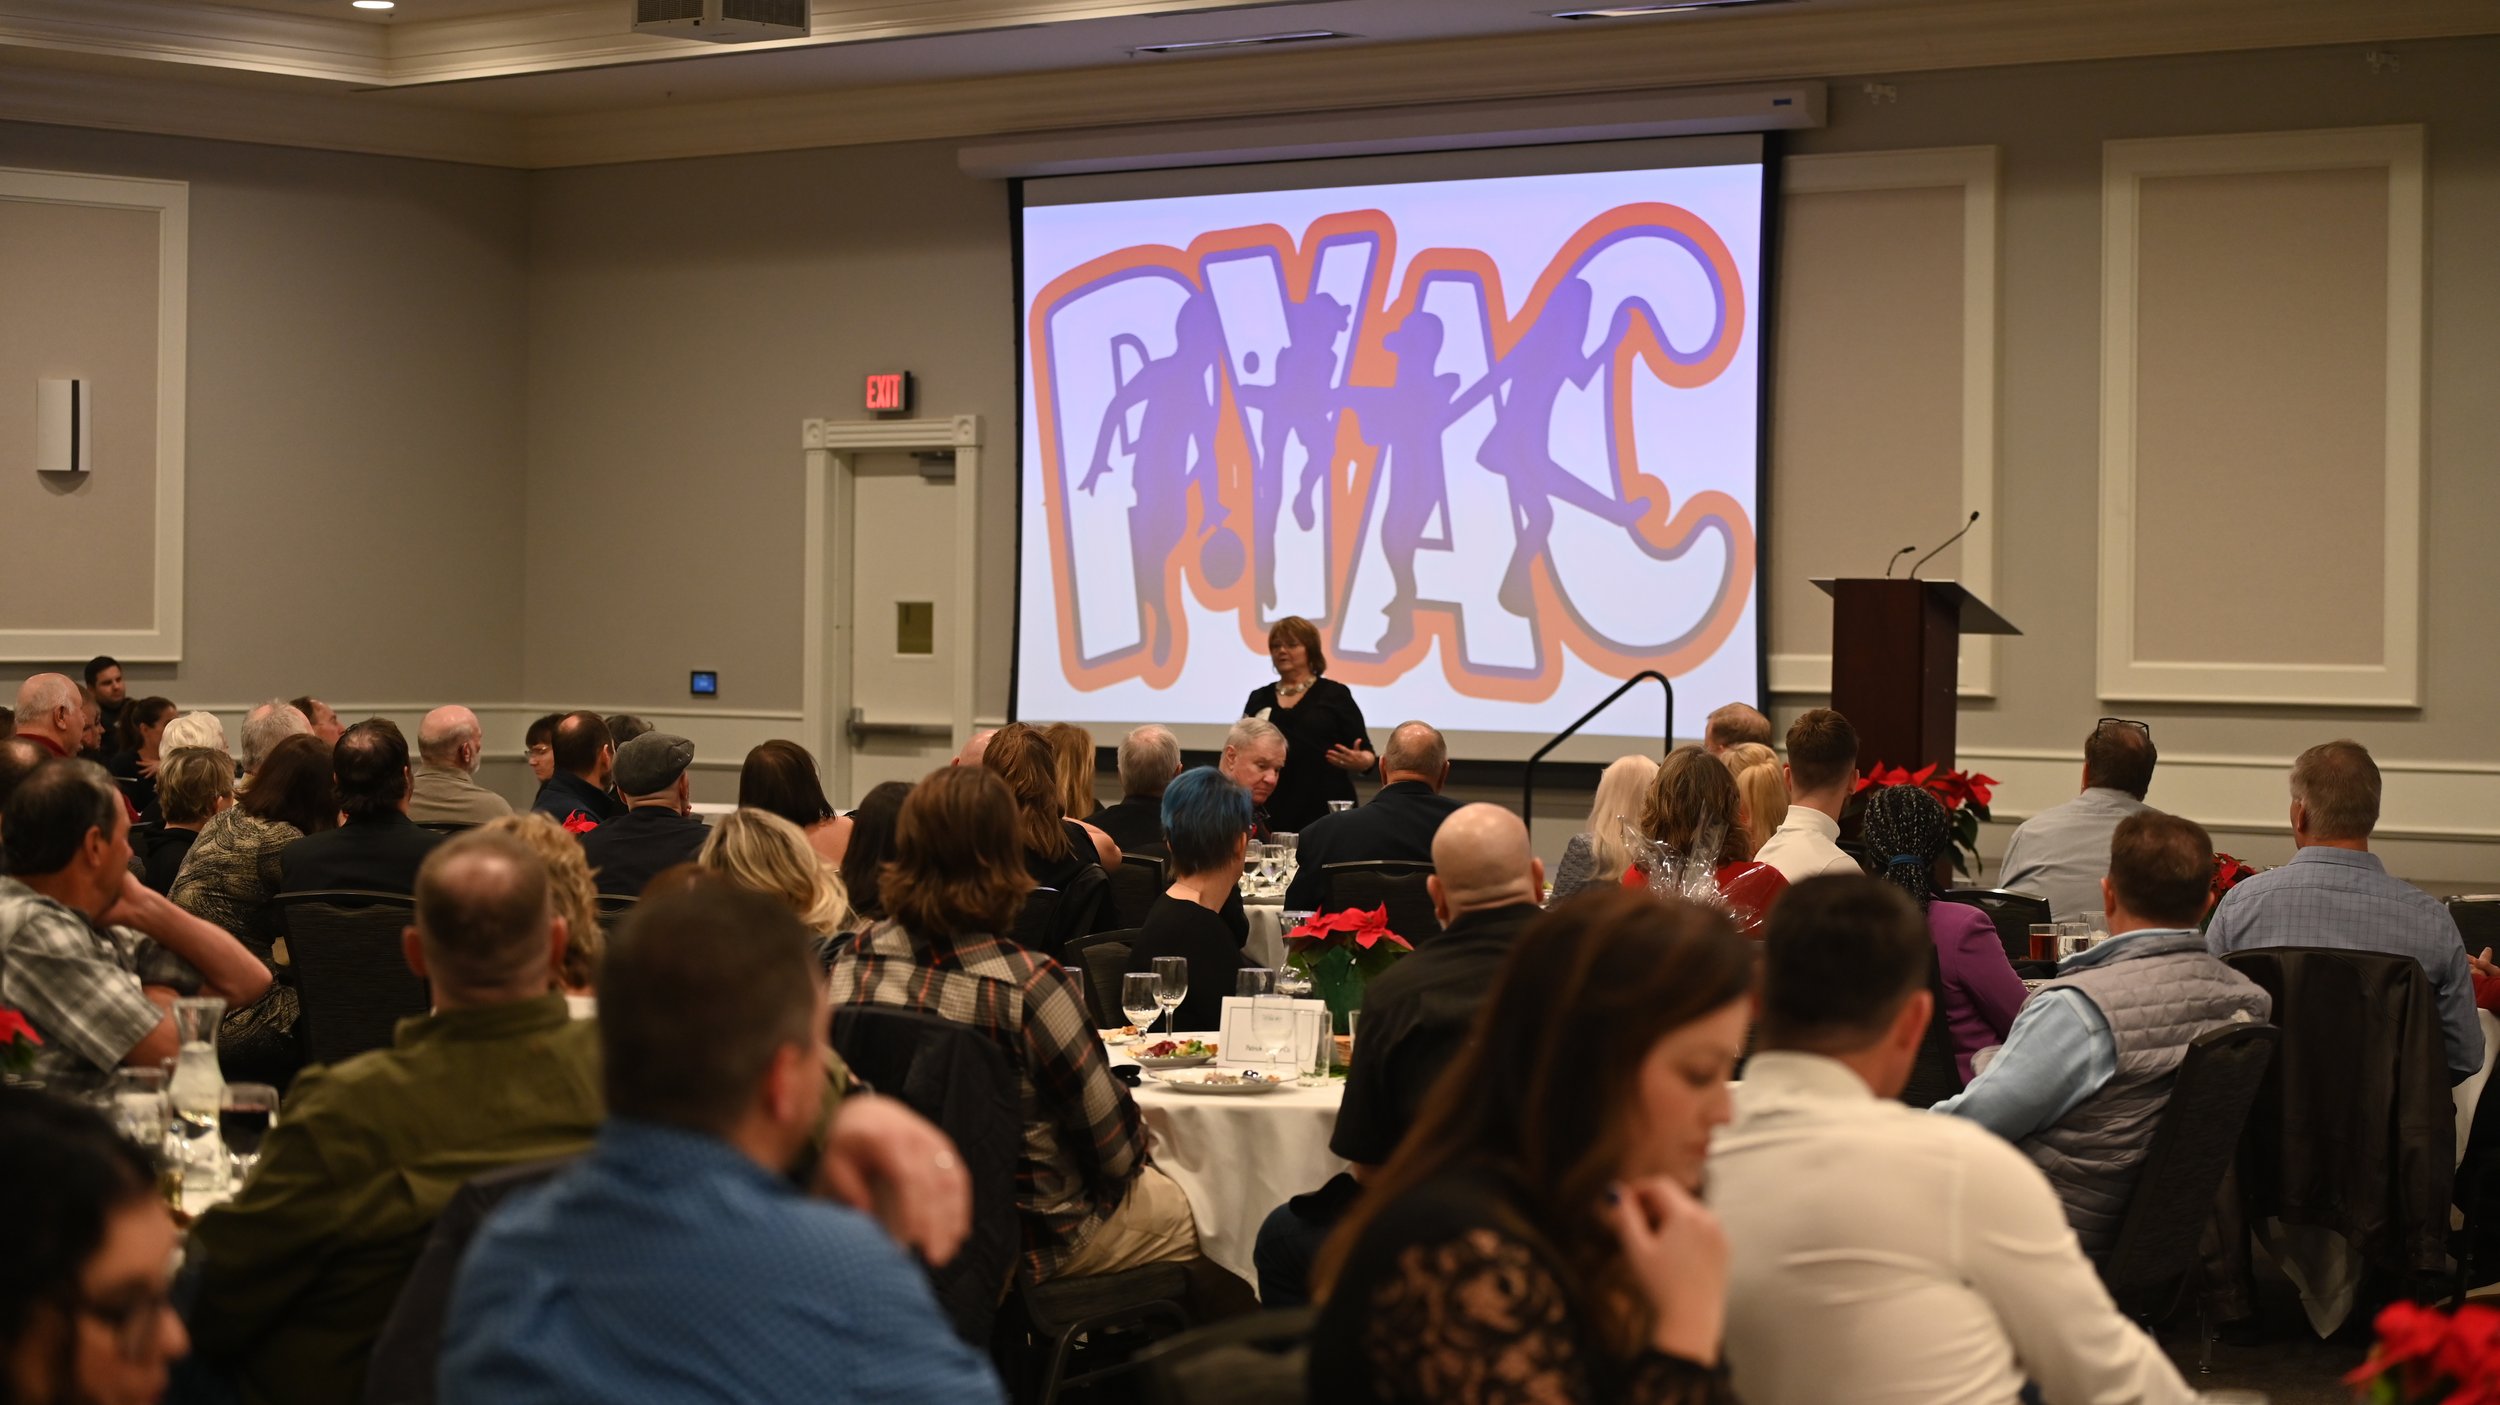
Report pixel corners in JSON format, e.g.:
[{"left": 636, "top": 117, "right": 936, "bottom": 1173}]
[
  {"left": 1236, "top": 294, "right": 1352, "bottom": 614},
  {"left": 1079, "top": 292, "right": 1236, "bottom": 666},
  {"left": 1472, "top": 278, "right": 1650, "bottom": 616},
  {"left": 1341, "top": 312, "right": 1462, "bottom": 654}
]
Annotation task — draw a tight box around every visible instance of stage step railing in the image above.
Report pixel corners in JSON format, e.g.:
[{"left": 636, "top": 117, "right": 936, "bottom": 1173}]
[{"left": 1520, "top": 671, "right": 1674, "bottom": 827}]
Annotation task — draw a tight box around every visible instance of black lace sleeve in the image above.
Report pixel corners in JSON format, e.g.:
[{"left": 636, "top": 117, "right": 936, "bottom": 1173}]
[{"left": 1359, "top": 1226, "right": 1732, "bottom": 1405}]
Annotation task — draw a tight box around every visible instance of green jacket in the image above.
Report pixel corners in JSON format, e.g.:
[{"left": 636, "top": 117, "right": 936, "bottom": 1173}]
[{"left": 187, "top": 995, "right": 603, "bottom": 1405}]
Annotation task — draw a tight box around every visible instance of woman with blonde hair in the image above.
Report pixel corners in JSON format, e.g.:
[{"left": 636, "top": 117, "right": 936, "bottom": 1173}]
[
  {"left": 478, "top": 812, "right": 603, "bottom": 1011},
  {"left": 1548, "top": 754, "right": 1661, "bottom": 904},
  {"left": 701, "top": 807, "right": 853, "bottom": 942},
  {"left": 1621, "top": 746, "right": 1788, "bottom": 934},
  {"left": 1041, "top": 722, "right": 1102, "bottom": 827},
  {"left": 1719, "top": 742, "right": 1787, "bottom": 856}
]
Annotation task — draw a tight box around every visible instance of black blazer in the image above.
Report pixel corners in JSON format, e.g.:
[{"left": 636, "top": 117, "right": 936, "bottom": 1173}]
[
  {"left": 1282, "top": 780, "right": 1464, "bottom": 911},
  {"left": 277, "top": 813, "right": 447, "bottom": 897},
  {"left": 1087, "top": 796, "right": 1166, "bottom": 857},
  {"left": 579, "top": 806, "right": 714, "bottom": 898},
  {"left": 1243, "top": 676, "right": 1369, "bottom": 835}
]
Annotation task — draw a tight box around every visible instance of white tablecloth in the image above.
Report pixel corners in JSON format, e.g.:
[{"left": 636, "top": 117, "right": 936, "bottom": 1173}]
[
  {"left": 1109, "top": 1033, "right": 1346, "bottom": 1283},
  {"left": 1243, "top": 898, "right": 1289, "bottom": 970}
]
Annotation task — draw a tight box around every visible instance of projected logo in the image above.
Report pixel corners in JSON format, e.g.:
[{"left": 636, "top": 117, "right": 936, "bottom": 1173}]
[{"left": 1029, "top": 203, "right": 1756, "bottom": 701}]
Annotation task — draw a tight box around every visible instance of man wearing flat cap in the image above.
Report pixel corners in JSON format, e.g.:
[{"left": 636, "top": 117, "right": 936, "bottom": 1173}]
[{"left": 577, "top": 732, "right": 711, "bottom": 899}]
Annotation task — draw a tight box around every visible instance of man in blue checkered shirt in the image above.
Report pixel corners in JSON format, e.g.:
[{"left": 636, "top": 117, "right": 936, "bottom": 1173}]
[{"left": 2206, "top": 739, "right": 2481, "bottom": 1083}]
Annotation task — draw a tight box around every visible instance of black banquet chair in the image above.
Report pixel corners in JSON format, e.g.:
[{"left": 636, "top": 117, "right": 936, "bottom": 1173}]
[
  {"left": 1934, "top": 887, "right": 2053, "bottom": 964},
  {"left": 2449, "top": 895, "right": 2500, "bottom": 958},
  {"left": 1065, "top": 930, "right": 1140, "bottom": 1030},
  {"left": 1138, "top": 1307, "right": 1313, "bottom": 1405},
  {"left": 1316, "top": 860, "right": 1440, "bottom": 947},
  {"left": 1011, "top": 865, "right": 1111, "bottom": 963},
  {"left": 275, "top": 889, "right": 425, "bottom": 1068},
  {"left": 1111, "top": 853, "right": 1169, "bottom": 929}
]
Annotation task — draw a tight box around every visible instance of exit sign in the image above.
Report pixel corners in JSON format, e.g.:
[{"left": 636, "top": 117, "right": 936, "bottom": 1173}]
[{"left": 865, "top": 372, "right": 913, "bottom": 413}]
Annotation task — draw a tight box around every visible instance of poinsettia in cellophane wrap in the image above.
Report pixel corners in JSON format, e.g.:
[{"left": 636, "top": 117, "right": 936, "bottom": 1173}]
[
  {"left": 1285, "top": 906, "right": 1413, "bottom": 1033},
  {"left": 1848, "top": 762, "right": 1999, "bottom": 880},
  {"left": 0, "top": 1008, "right": 44, "bottom": 1084},
  {"left": 2343, "top": 1300, "right": 2500, "bottom": 1403}
]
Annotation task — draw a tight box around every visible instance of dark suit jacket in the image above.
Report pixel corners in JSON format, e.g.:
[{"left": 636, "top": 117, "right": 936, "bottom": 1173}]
[
  {"left": 1281, "top": 780, "right": 1464, "bottom": 911},
  {"left": 579, "top": 805, "right": 713, "bottom": 898},
  {"left": 277, "top": 813, "right": 446, "bottom": 896},
  {"left": 1088, "top": 796, "right": 1167, "bottom": 857}
]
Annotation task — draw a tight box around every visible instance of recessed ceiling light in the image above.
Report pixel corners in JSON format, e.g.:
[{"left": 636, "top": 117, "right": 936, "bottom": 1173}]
[
  {"left": 351, "top": 1, "right": 395, "bottom": 9},
  {"left": 1131, "top": 30, "right": 1350, "bottom": 56},
  {"left": 1548, "top": 0, "right": 1792, "bottom": 17}
]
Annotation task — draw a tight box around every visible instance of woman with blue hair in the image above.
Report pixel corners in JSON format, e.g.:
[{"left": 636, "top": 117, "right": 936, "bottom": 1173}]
[{"left": 1125, "top": 767, "right": 1258, "bottom": 1031}]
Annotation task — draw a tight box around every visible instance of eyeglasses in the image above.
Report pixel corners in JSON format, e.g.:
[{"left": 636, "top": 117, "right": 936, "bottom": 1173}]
[
  {"left": 2096, "top": 717, "right": 2152, "bottom": 738},
  {"left": 525, "top": 743, "right": 552, "bottom": 757}
]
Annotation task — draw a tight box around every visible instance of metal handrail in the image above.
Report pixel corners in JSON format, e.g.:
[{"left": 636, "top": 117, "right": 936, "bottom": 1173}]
[{"left": 1520, "top": 670, "right": 1674, "bottom": 825}]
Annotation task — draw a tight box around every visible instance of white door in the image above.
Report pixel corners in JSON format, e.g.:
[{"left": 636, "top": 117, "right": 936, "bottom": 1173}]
[{"left": 840, "top": 451, "right": 961, "bottom": 800}]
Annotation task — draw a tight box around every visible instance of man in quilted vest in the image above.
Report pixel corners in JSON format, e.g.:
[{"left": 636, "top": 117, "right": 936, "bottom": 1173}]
[{"left": 1934, "top": 811, "right": 2271, "bottom": 1252}]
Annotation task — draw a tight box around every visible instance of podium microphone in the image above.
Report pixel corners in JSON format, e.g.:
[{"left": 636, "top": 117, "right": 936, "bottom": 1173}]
[
  {"left": 1883, "top": 545, "right": 1918, "bottom": 578},
  {"left": 1909, "top": 511, "right": 1981, "bottom": 580}
]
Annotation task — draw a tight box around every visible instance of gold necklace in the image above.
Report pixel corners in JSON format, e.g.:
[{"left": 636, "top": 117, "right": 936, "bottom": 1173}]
[{"left": 1278, "top": 677, "right": 1310, "bottom": 699}]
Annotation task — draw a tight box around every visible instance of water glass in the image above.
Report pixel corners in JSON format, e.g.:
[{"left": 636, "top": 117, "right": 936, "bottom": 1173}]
[
  {"left": 1120, "top": 973, "right": 1161, "bottom": 1037},
  {"left": 2027, "top": 924, "right": 2059, "bottom": 962},
  {"left": 221, "top": 1082, "right": 280, "bottom": 1181},
  {"left": 1152, "top": 956, "right": 1190, "bottom": 1037},
  {"left": 1275, "top": 963, "right": 1313, "bottom": 999},
  {"left": 1327, "top": 800, "right": 1354, "bottom": 815},
  {"left": 1236, "top": 968, "right": 1276, "bottom": 998},
  {"left": 1250, "top": 994, "right": 1297, "bottom": 1070}
]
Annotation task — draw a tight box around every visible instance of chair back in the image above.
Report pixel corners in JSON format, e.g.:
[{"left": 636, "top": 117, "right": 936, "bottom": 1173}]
[
  {"left": 1111, "top": 853, "right": 1169, "bottom": 928},
  {"left": 414, "top": 821, "right": 475, "bottom": 836},
  {"left": 1317, "top": 861, "right": 1440, "bottom": 946},
  {"left": 829, "top": 1004, "right": 1022, "bottom": 1348},
  {"left": 1934, "top": 887, "right": 2053, "bottom": 962},
  {"left": 362, "top": 1156, "right": 576, "bottom": 1405},
  {"left": 275, "top": 890, "right": 425, "bottom": 1068},
  {"left": 1067, "top": 930, "right": 1140, "bottom": 1029},
  {"left": 2097, "top": 1022, "right": 2279, "bottom": 1308},
  {"left": 1137, "top": 1307, "right": 1313, "bottom": 1405},
  {"left": 1011, "top": 864, "right": 1111, "bottom": 962},
  {"left": 2449, "top": 896, "right": 2500, "bottom": 959}
]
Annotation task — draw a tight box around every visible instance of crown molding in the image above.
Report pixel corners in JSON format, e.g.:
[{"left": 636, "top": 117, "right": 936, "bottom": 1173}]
[
  {"left": 0, "top": 63, "right": 528, "bottom": 166},
  {"left": 0, "top": 0, "right": 382, "bottom": 83}
]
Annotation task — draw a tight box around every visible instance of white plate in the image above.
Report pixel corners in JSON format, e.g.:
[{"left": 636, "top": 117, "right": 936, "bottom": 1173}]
[
  {"left": 1135, "top": 1053, "right": 1216, "bottom": 1069},
  {"left": 1149, "top": 1069, "right": 1299, "bottom": 1095}
]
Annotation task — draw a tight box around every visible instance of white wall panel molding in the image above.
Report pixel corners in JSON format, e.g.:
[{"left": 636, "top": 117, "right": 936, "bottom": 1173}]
[
  {"left": 2097, "top": 124, "right": 2425, "bottom": 707},
  {"left": 1965, "top": 745, "right": 2500, "bottom": 846},
  {"left": 1769, "top": 145, "right": 1999, "bottom": 700},
  {"left": 0, "top": 165, "right": 186, "bottom": 663}
]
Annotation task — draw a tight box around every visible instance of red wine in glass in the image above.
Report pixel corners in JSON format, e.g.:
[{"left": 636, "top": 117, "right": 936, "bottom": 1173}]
[{"left": 220, "top": 1103, "right": 272, "bottom": 1159}]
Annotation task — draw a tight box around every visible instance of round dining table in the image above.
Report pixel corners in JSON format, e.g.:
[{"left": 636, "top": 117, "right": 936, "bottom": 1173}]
[
  {"left": 1241, "top": 896, "right": 1291, "bottom": 970},
  {"left": 1107, "top": 1032, "right": 1347, "bottom": 1286}
]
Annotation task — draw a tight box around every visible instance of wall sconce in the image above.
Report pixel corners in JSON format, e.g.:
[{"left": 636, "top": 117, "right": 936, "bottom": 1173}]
[{"left": 37, "top": 378, "right": 88, "bottom": 475}]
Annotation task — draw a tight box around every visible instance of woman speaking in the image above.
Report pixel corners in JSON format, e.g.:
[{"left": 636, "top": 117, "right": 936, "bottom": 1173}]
[{"left": 1242, "top": 615, "right": 1373, "bottom": 834}]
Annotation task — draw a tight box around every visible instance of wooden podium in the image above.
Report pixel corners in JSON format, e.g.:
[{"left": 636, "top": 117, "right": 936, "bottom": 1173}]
[{"left": 1811, "top": 579, "right": 2020, "bottom": 773}]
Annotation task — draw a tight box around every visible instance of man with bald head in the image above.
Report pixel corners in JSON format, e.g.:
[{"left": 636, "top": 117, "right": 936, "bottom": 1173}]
[
  {"left": 410, "top": 705, "right": 514, "bottom": 827},
  {"left": 1706, "top": 700, "right": 1774, "bottom": 755},
  {"left": 1278, "top": 719, "right": 1461, "bottom": 912},
  {"left": 951, "top": 727, "right": 997, "bottom": 769},
  {"left": 1255, "top": 801, "right": 1546, "bottom": 1304},
  {"left": 11, "top": 674, "right": 84, "bottom": 758}
]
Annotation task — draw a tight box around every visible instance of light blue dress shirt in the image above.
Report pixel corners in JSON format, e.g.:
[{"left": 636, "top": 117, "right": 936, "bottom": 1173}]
[
  {"left": 2206, "top": 846, "right": 2480, "bottom": 1082},
  {"left": 440, "top": 1118, "right": 1005, "bottom": 1404},
  {"left": 1927, "top": 928, "right": 2210, "bottom": 1142}
]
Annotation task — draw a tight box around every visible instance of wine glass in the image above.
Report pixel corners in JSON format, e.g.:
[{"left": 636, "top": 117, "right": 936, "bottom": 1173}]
[
  {"left": 220, "top": 1082, "right": 279, "bottom": 1181},
  {"left": 1237, "top": 968, "right": 1276, "bottom": 998},
  {"left": 1152, "top": 956, "right": 1189, "bottom": 1038},
  {"left": 1119, "top": 973, "right": 1160, "bottom": 1045}
]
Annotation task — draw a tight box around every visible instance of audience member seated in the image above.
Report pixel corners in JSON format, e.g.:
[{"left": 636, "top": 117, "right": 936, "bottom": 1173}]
[
  {"left": 1710, "top": 876, "right": 2194, "bottom": 1405},
  {"left": 1753, "top": 708, "right": 1865, "bottom": 885},
  {"left": 440, "top": 885, "right": 1001, "bottom": 1403},
  {"left": 700, "top": 808, "right": 853, "bottom": 961},
  {"left": 277, "top": 720, "right": 446, "bottom": 896},
  {"left": 738, "top": 738, "right": 848, "bottom": 865},
  {"left": 239, "top": 699, "right": 312, "bottom": 778},
  {"left": 1124, "top": 767, "right": 1257, "bottom": 1030},
  {"left": 144, "top": 748, "right": 234, "bottom": 893},
  {"left": 159, "top": 709, "right": 228, "bottom": 757},
  {"left": 837, "top": 779, "right": 912, "bottom": 937},
  {"left": 1548, "top": 753, "right": 1659, "bottom": 904},
  {"left": 1260, "top": 803, "right": 1546, "bottom": 1308},
  {"left": 1721, "top": 742, "right": 1785, "bottom": 855},
  {"left": 409, "top": 705, "right": 514, "bottom": 826},
  {"left": 0, "top": 704, "right": 12, "bottom": 739},
  {"left": 952, "top": 726, "right": 997, "bottom": 769},
  {"left": 1282, "top": 721, "right": 1463, "bottom": 912},
  {"left": 83, "top": 654, "right": 128, "bottom": 737},
  {"left": 578, "top": 732, "right": 710, "bottom": 898},
  {"left": 11, "top": 674, "right": 84, "bottom": 759},
  {"left": 1862, "top": 784, "right": 2027, "bottom": 1087},
  {"left": 2208, "top": 738, "right": 2481, "bottom": 1083},
  {"left": 986, "top": 721, "right": 1121, "bottom": 883},
  {"left": 1999, "top": 718, "right": 2158, "bottom": 922},
  {"left": 1220, "top": 715, "right": 1289, "bottom": 840},
  {"left": 1936, "top": 813, "right": 2269, "bottom": 1253},
  {"left": 0, "top": 1087, "right": 193, "bottom": 1404},
  {"left": 290, "top": 695, "right": 345, "bottom": 746},
  {"left": 1046, "top": 721, "right": 1103, "bottom": 829},
  {"left": 1704, "top": 700, "right": 1773, "bottom": 755},
  {"left": 1623, "top": 746, "right": 1788, "bottom": 933},
  {"left": 187, "top": 831, "right": 602, "bottom": 1405},
  {"left": 829, "top": 766, "right": 1202, "bottom": 1283},
  {"left": 173, "top": 732, "right": 336, "bottom": 954},
  {"left": 0, "top": 759, "right": 272, "bottom": 1097},
  {"left": 1308, "top": 888, "right": 1749, "bottom": 1403},
  {"left": 75, "top": 687, "right": 106, "bottom": 763},
  {"left": 0, "top": 736, "right": 52, "bottom": 833},
  {"left": 1091, "top": 723, "right": 1181, "bottom": 856},
  {"left": 479, "top": 812, "right": 603, "bottom": 1017},
  {"left": 523, "top": 710, "right": 563, "bottom": 786},
  {"left": 104, "top": 695, "right": 175, "bottom": 825},
  {"left": 604, "top": 711, "right": 653, "bottom": 748},
  {"left": 531, "top": 711, "right": 624, "bottom": 833}
]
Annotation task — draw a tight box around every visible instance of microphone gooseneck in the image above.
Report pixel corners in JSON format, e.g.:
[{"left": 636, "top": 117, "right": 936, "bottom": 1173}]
[
  {"left": 1909, "top": 511, "right": 1981, "bottom": 580},
  {"left": 1883, "top": 545, "right": 1918, "bottom": 579}
]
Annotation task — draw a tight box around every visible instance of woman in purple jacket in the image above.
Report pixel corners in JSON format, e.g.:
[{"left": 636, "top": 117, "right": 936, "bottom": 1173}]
[{"left": 1863, "top": 785, "right": 2030, "bottom": 1084}]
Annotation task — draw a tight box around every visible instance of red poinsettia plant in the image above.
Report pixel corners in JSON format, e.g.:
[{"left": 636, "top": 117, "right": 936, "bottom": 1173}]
[
  {"left": 0, "top": 1008, "right": 44, "bottom": 1080},
  {"left": 1285, "top": 906, "right": 1414, "bottom": 1033},
  {"left": 1849, "top": 762, "right": 1999, "bottom": 879},
  {"left": 2345, "top": 1300, "right": 2500, "bottom": 1403}
]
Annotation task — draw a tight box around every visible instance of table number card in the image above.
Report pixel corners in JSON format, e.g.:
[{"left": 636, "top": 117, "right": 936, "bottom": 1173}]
[{"left": 1216, "top": 996, "right": 1329, "bottom": 1072}]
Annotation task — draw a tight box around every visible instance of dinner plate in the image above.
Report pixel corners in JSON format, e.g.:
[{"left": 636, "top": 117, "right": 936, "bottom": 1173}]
[
  {"left": 1149, "top": 1069, "right": 1299, "bottom": 1095},
  {"left": 1135, "top": 1053, "right": 1216, "bottom": 1070}
]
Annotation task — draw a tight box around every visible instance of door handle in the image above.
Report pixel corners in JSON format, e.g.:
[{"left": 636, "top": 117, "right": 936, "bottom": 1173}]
[{"left": 846, "top": 707, "right": 954, "bottom": 748}]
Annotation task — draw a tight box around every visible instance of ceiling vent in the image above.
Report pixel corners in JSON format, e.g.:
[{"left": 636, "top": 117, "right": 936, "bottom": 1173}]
[{"left": 632, "top": 0, "right": 809, "bottom": 44}]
